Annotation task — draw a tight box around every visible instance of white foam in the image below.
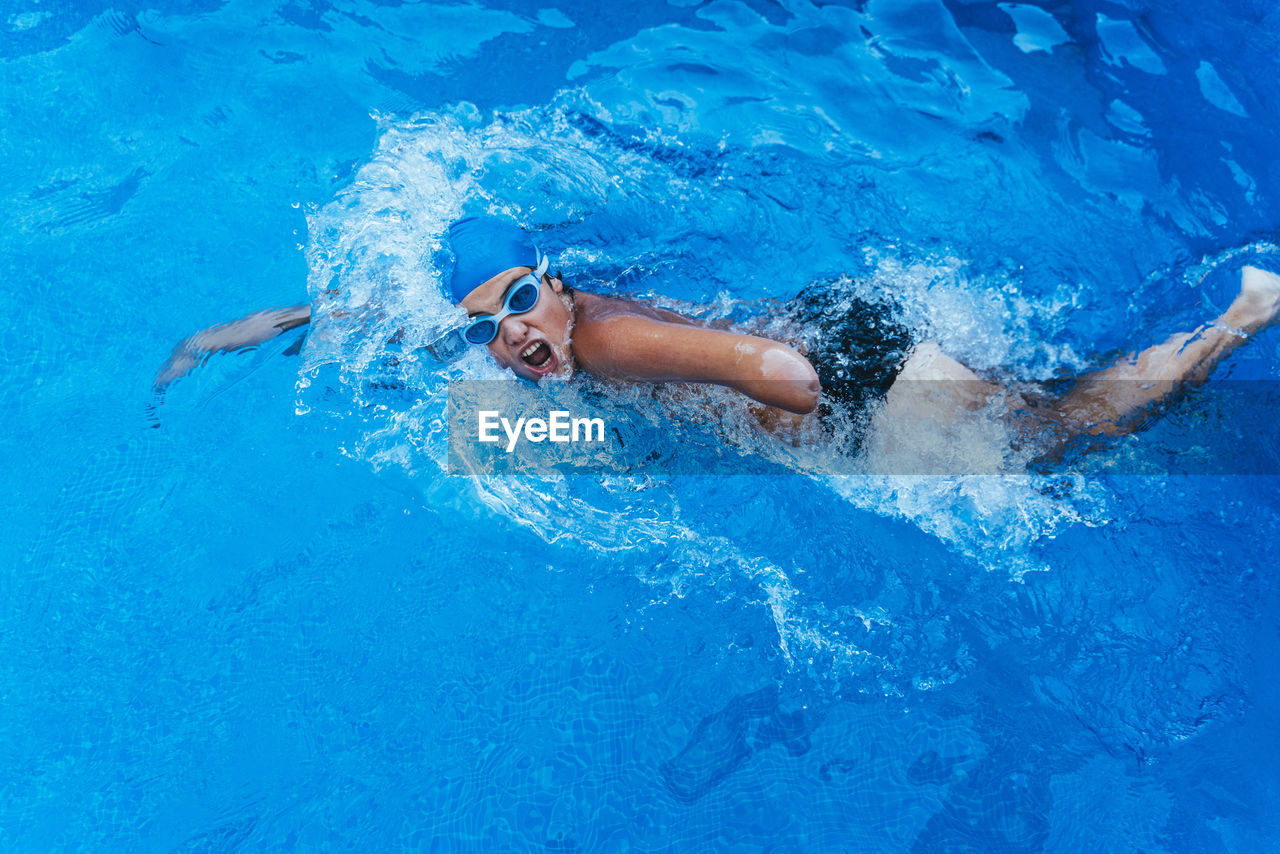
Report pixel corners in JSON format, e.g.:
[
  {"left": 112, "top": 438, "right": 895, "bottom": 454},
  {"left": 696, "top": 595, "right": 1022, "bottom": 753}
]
[{"left": 293, "top": 103, "right": 1166, "bottom": 690}]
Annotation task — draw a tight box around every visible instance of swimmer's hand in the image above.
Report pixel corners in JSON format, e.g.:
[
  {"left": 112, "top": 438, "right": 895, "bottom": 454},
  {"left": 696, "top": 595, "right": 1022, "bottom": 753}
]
[{"left": 155, "top": 303, "right": 311, "bottom": 388}]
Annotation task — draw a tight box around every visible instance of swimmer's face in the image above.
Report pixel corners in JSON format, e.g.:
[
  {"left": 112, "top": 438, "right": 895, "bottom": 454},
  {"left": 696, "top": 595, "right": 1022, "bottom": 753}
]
[{"left": 460, "top": 267, "right": 575, "bottom": 382}]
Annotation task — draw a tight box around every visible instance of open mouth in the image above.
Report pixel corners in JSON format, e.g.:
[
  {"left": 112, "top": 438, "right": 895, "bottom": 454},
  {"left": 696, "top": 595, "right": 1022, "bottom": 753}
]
[{"left": 520, "top": 340, "right": 553, "bottom": 369}]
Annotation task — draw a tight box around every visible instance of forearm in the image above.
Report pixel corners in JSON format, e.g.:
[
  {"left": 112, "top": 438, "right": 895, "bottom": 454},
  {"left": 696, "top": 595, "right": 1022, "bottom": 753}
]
[{"left": 155, "top": 303, "right": 311, "bottom": 387}]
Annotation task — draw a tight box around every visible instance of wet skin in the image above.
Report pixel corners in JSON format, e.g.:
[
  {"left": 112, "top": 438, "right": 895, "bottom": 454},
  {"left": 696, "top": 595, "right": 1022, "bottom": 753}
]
[
  {"left": 459, "top": 266, "right": 576, "bottom": 382},
  {"left": 460, "top": 266, "right": 822, "bottom": 414},
  {"left": 155, "top": 266, "right": 1280, "bottom": 450}
]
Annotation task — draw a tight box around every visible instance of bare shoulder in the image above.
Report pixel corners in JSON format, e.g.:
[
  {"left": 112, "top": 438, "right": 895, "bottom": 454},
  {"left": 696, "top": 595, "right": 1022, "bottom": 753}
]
[
  {"left": 569, "top": 291, "right": 819, "bottom": 413},
  {"left": 574, "top": 291, "right": 700, "bottom": 327},
  {"left": 571, "top": 292, "right": 730, "bottom": 377}
]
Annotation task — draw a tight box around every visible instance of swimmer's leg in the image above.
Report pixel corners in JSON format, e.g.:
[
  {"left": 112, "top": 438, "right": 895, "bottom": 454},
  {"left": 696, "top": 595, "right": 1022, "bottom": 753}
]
[
  {"left": 881, "top": 341, "right": 1003, "bottom": 421},
  {"left": 863, "top": 343, "right": 1015, "bottom": 468},
  {"left": 1053, "top": 266, "right": 1280, "bottom": 436}
]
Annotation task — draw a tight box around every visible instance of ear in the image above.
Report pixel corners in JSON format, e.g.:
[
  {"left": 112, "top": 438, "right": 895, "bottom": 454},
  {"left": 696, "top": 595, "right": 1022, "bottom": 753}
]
[{"left": 548, "top": 273, "right": 565, "bottom": 294}]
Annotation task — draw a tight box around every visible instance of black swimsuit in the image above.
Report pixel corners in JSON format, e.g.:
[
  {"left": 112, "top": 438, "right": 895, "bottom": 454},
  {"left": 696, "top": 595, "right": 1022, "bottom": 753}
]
[{"left": 787, "top": 283, "right": 915, "bottom": 416}]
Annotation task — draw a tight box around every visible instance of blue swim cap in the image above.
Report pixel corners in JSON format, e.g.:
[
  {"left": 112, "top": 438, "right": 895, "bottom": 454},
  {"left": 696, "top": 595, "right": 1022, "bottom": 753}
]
[{"left": 447, "top": 216, "right": 541, "bottom": 304}]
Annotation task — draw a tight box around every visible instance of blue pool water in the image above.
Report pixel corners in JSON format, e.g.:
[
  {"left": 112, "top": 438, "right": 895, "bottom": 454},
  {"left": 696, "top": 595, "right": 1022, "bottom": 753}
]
[{"left": 5, "top": 0, "right": 1280, "bottom": 850}]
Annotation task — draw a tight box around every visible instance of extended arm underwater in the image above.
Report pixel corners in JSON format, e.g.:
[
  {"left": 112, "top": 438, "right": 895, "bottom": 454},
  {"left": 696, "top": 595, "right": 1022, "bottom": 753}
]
[{"left": 154, "top": 303, "right": 311, "bottom": 388}]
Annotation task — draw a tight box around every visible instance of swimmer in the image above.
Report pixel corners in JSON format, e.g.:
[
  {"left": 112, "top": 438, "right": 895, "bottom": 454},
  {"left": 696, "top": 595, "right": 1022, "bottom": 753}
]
[{"left": 156, "top": 216, "right": 1280, "bottom": 450}]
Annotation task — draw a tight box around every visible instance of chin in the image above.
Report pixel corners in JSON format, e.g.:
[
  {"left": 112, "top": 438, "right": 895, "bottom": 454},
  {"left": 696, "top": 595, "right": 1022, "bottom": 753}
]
[{"left": 545, "top": 342, "right": 575, "bottom": 381}]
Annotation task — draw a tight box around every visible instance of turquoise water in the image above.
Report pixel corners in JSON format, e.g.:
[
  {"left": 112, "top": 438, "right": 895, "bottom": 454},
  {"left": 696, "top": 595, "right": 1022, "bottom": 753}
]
[{"left": 4, "top": 0, "right": 1280, "bottom": 850}]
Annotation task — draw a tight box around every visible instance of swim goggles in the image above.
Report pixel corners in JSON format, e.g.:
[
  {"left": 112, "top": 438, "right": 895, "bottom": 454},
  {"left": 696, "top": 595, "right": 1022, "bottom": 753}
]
[
  {"left": 419, "top": 254, "right": 549, "bottom": 362},
  {"left": 460, "top": 253, "right": 549, "bottom": 345}
]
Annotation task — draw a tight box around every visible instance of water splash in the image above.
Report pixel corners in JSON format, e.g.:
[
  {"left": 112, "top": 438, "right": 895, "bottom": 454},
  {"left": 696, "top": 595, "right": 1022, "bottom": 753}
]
[
  {"left": 290, "top": 98, "right": 1141, "bottom": 703},
  {"left": 291, "top": 37, "right": 1279, "bottom": 697}
]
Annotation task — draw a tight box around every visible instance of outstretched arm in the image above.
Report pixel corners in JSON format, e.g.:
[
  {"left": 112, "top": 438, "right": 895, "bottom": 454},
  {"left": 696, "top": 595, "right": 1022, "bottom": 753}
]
[{"left": 155, "top": 303, "right": 311, "bottom": 388}]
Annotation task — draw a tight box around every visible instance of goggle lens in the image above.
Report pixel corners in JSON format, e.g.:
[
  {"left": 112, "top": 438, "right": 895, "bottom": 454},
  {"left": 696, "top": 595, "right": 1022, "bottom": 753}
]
[
  {"left": 464, "top": 319, "right": 498, "bottom": 344},
  {"left": 507, "top": 281, "right": 539, "bottom": 312}
]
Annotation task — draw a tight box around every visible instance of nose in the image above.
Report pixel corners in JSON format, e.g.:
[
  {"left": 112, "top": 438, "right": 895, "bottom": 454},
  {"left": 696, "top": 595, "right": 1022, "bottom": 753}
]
[{"left": 499, "top": 315, "right": 530, "bottom": 344}]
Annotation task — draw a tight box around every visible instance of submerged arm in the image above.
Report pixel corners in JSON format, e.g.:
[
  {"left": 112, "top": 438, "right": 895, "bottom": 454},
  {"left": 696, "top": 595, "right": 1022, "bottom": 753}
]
[{"left": 155, "top": 303, "right": 311, "bottom": 388}]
